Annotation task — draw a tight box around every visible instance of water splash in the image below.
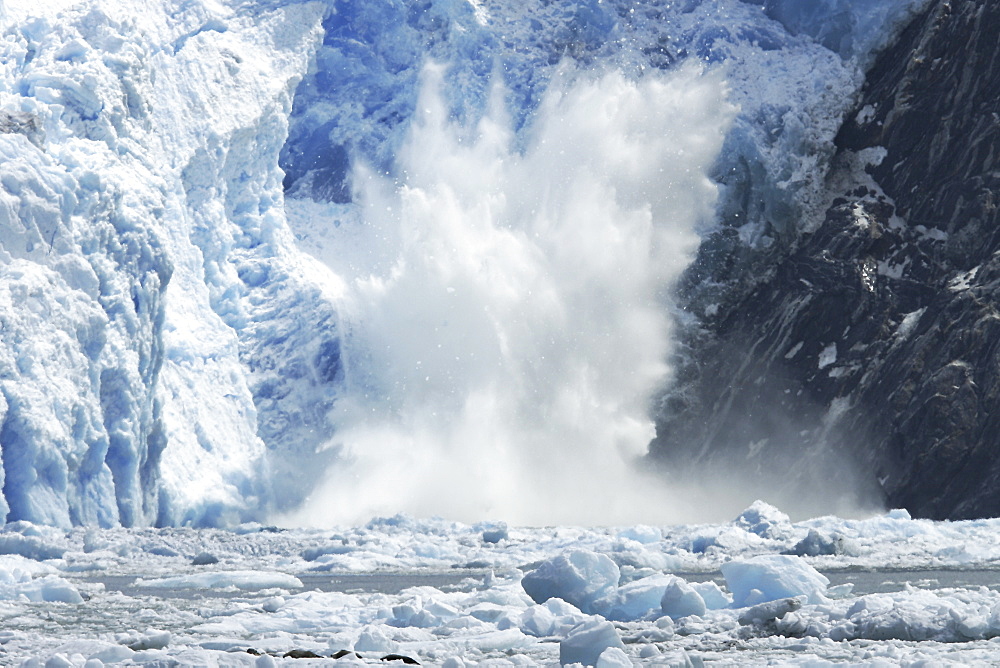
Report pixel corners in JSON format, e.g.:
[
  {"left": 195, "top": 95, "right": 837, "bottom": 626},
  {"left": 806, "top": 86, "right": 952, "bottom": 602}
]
[{"left": 285, "top": 62, "right": 736, "bottom": 526}]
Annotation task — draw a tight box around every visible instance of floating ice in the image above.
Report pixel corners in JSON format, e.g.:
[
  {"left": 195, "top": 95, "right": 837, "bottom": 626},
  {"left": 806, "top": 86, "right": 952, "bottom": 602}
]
[
  {"left": 354, "top": 625, "right": 398, "bottom": 653},
  {"left": 0, "top": 531, "right": 66, "bottom": 560},
  {"left": 0, "top": 555, "right": 82, "bottom": 602},
  {"left": 516, "top": 599, "right": 590, "bottom": 638},
  {"left": 595, "top": 646, "right": 633, "bottom": 668},
  {"left": 691, "top": 581, "right": 733, "bottom": 611},
  {"left": 480, "top": 522, "right": 509, "bottom": 544},
  {"left": 606, "top": 575, "right": 678, "bottom": 621},
  {"left": 659, "top": 577, "right": 708, "bottom": 620},
  {"left": 722, "top": 554, "right": 830, "bottom": 607},
  {"left": 559, "top": 619, "right": 625, "bottom": 667},
  {"left": 737, "top": 597, "right": 802, "bottom": 625},
  {"left": 116, "top": 629, "right": 171, "bottom": 652},
  {"left": 787, "top": 528, "right": 860, "bottom": 557},
  {"left": 8, "top": 505, "right": 1000, "bottom": 664},
  {"left": 734, "top": 500, "right": 792, "bottom": 539},
  {"left": 618, "top": 525, "right": 662, "bottom": 545},
  {"left": 521, "top": 550, "right": 620, "bottom": 615}
]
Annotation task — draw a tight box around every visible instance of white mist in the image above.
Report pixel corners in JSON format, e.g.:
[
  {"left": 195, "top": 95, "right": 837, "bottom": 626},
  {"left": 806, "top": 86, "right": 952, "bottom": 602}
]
[{"left": 285, "top": 62, "right": 736, "bottom": 527}]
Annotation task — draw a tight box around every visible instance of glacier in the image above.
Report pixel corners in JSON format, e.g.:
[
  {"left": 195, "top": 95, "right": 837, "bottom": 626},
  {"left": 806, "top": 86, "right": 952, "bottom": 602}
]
[
  {"left": 0, "top": 0, "right": 336, "bottom": 527},
  {"left": 0, "top": 0, "right": 932, "bottom": 528},
  {"left": 8, "top": 1, "right": 1000, "bottom": 665}
]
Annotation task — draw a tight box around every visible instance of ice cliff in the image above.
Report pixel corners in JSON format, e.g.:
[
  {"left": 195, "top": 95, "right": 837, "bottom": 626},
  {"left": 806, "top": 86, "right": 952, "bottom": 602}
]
[
  {"left": 1, "top": 0, "right": 956, "bottom": 527},
  {"left": 0, "top": 0, "right": 339, "bottom": 526}
]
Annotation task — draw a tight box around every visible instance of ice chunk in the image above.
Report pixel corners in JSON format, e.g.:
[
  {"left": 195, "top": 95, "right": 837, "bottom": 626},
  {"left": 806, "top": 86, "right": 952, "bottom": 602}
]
[
  {"left": 722, "top": 555, "right": 829, "bottom": 607},
  {"left": 510, "top": 597, "right": 589, "bottom": 637},
  {"left": 660, "top": 577, "right": 707, "bottom": 620},
  {"left": 787, "top": 529, "right": 860, "bottom": 557},
  {"left": 117, "top": 629, "right": 170, "bottom": 651},
  {"left": 607, "top": 574, "right": 677, "bottom": 621},
  {"left": 546, "top": 597, "right": 592, "bottom": 634},
  {"left": 734, "top": 500, "right": 791, "bottom": 538},
  {"left": 690, "top": 525, "right": 764, "bottom": 553},
  {"left": 618, "top": 526, "right": 662, "bottom": 544},
  {"left": 737, "top": 597, "right": 802, "bottom": 625},
  {"left": 43, "top": 654, "right": 74, "bottom": 668},
  {"left": 390, "top": 595, "right": 460, "bottom": 628},
  {"left": 818, "top": 343, "right": 837, "bottom": 369},
  {"left": 191, "top": 552, "right": 220, "bottom": 566},
  {"left": 0, "top": 532, "right": 66, "bottom": 560},
  {"left": 690, "top": 581, "right": 732, "bottom": 610},
  {"left": 301, "top": 541, "right": 355, "bottom": 561},
  {"left": 646, "top": 649, "right": 697, "bottom": 667},
  {"left": 391, "top": 597, "right": 423, "bottom": 626},
  {"left": 521, "top": 550, "right": 619, "bottom": 614},
  {"left": 559, "top": 619, "right": 626, "bottom": 667},
  {"left": 17, "top": 574, "right": 84, "bottom": 603},
  {"left": 92, "top": 644, "right": 135, "bottom": 664},
  {"left": 0, "top": 556, "right": 83, "bottom": 603},
  {"left": 0, "top": 554, "right": 56, "bottom": 578},
  {"left": 261, "top": 596, "right": 284, "bottom": 613},
  {"left": 51, "top": 641, "right": 118, "bottom": 664},
  {"left": 355, "top": 626, "right": 398, "bottom": 653},
  {"left": 481, "top": 522, "right": 508, "bottom": 544},
  {"left": 595, "top": 646, "right": 632, "bottom": 668},
  {"left": 519, "top": 604, "right": 557, "bottom": 637}
]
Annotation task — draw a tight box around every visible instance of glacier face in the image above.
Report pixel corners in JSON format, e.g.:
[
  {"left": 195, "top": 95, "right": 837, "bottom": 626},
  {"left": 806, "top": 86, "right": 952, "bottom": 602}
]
[
  {"left": 0, "top": 0, "right": 930, "bottom": 527},
  {"left": 0, "top": 0, "right": 338, "bottom": 527}
]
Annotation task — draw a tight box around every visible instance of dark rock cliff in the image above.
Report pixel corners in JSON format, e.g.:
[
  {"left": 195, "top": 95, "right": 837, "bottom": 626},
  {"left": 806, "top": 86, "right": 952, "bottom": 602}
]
[{"left": 653, "top": 0, "right": 1000, "bottom": 520}]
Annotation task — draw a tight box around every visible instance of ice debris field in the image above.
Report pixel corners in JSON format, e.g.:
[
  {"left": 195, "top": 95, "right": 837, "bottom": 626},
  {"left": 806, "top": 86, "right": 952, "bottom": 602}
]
[{"left": 4, "top": 503, "right": 1000, "bottom": 666}]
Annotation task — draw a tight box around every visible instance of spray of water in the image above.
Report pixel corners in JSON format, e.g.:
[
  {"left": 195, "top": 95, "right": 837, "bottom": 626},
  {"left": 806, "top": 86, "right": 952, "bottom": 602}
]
[{"left": 285, "top": 62, "right": 737, "bottom": 526}]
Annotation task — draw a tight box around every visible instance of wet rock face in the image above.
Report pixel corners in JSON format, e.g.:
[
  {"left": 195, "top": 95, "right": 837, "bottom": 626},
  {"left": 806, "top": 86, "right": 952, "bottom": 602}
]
[
  {"left": 654, "top": 0, "right": 1000, "bottom": 520},
  {"left": 846, "top": 1, "right": 1000, "bottom": 270}
]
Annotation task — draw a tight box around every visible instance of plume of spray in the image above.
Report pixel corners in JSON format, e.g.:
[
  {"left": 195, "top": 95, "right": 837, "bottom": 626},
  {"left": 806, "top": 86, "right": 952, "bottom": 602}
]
[{"left": 283, "top": 61, "right": 737, "bottom": 527}]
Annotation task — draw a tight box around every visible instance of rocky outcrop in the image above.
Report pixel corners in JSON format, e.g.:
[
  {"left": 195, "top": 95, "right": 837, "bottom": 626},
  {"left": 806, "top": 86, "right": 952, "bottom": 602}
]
[{"left": 653, "top": 0, "right": 1000, "bottom": 520}]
